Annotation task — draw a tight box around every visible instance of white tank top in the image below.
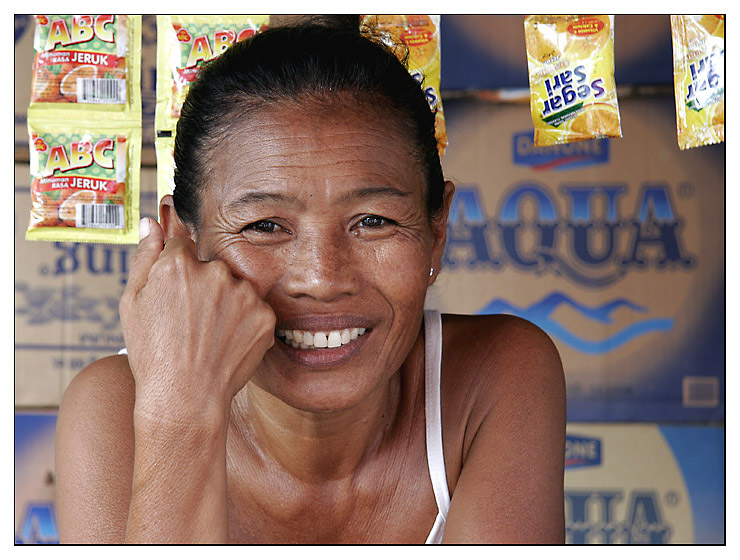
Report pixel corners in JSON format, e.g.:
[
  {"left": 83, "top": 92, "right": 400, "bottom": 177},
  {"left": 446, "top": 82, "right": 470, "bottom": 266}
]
[
  {"left": 118, "top": 310, "right": 452, "bottom": 543},
  {"left": 423, "top": 309, "right": 450, "bottom": 544}
]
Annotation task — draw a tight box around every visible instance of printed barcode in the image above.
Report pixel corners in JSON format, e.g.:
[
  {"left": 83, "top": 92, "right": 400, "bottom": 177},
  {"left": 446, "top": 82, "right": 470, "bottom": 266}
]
[
  {"left": 75, "top": 203, "right": 125, "bottom": 229},
  {"left": 682, "top": 376, "right": 719, "bottom": 408},
  {"left": 77, "top": 78, "right": 126, "bottom": 104}
]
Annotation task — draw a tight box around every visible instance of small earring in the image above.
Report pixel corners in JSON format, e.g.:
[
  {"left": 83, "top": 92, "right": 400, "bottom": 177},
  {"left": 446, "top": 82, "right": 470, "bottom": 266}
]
[{"left": 429, "top": 267, "right": 435, "bottom": 277}]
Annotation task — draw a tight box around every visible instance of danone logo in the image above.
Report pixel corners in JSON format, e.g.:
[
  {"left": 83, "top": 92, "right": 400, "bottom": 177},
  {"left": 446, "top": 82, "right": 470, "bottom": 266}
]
[
  {"left": 565, "top": 435, "right": 602, "bottom": 469},
  {"left": 513, "top": 130, "right": 609, "bottom": 170}
]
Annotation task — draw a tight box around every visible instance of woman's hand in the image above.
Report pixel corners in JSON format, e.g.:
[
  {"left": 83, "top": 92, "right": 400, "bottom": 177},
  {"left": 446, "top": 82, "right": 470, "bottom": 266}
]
[
  {"left": 114, "top": 217, "right": 276, "bottom": 543},
  {"left": 119, "top": 217, "right": 276, "bottom": 425}
]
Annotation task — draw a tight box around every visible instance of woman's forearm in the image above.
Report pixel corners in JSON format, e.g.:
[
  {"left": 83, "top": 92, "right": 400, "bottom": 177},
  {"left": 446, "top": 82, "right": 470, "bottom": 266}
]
[{"left": 125, "top": 406, "right": 230, "bottom": 543}]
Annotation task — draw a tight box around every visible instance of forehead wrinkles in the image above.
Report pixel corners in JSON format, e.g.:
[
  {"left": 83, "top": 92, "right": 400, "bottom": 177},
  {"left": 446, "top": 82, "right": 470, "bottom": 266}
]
[{"left": 206, "top": 100, "right": 421, "bottom": 189}]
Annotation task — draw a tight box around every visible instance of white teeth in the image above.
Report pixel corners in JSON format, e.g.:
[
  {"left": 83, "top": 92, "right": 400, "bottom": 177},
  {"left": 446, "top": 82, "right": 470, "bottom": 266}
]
[
  {"left": 313, "top": 332, "right": 328, "bottom": 348},
  {"left": 327, "top": 331, "right": 342, "bottom": 348},
  {"left": 277, "top": 327, "right": 368, "bottom": 349}
]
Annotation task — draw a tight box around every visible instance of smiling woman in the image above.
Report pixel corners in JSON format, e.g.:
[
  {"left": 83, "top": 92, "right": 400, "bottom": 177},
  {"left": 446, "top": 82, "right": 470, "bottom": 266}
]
[{"left": 54, "top": 18, "right": 566, "bottom": 544}]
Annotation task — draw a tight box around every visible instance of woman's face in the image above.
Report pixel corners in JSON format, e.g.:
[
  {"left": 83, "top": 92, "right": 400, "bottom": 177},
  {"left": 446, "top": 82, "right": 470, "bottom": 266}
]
[{"left": 193, "top": 99, "right": 451, "bottom": 412}]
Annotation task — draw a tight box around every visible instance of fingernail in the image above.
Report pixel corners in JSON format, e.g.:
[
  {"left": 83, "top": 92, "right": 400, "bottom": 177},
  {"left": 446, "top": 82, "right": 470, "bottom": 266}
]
[{"left": 139, "top": 218, "right": 151, "bottom": 241}]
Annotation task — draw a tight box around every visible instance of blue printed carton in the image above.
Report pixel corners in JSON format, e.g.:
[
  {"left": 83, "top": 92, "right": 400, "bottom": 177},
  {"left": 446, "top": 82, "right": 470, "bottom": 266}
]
[{"left": 427, "top": 96, "right": 725, "bottom": 422}]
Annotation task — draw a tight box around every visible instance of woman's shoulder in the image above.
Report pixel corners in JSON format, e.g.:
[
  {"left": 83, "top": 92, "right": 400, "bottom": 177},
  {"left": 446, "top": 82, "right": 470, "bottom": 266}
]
[
  {"left": 435, "top": 315, "right": 566, "bottom": 541},
  {"left": 60, "top": 354, "right": 136, "bottom": 416},
  {"left": 56, "top": 354, "right": 136, "bottom": 465},
  {"left": 438, "top": 312, "right": 565, "bottom": 465},
  {"left": 440, "top": 312, "right": 563, "bottom": 382}
]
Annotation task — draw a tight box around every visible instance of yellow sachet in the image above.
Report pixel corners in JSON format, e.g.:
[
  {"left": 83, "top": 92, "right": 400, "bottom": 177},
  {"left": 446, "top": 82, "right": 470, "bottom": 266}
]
[
  {"left": 26, "top": 15, "right": 142, "bottom": 244},
  {"left": 524, "top": 15, "right": 621, "bottom": 146},
  {"left": 670, "top": 15, "right": 724, "bottom": 150},
  {"left": 25, "top": 118, "right": 141, "bottom": 243},
  {"left": 154, "top": 15, "right": 269, "bottom": 200},
  {"left": 362, "top": 15, "right": 447, "bottom": 155}
]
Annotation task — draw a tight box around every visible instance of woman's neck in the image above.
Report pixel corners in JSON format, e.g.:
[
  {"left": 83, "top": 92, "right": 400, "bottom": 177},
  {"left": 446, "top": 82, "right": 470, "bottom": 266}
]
[{"left": 232, "top": 370, "right": 404, "bottom": 484}]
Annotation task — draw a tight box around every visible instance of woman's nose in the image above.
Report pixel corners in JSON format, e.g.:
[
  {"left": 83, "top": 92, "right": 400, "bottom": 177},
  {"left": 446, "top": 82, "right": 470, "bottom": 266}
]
[{"left": 282, "top": 230, "right": 362, "bottom": 302}]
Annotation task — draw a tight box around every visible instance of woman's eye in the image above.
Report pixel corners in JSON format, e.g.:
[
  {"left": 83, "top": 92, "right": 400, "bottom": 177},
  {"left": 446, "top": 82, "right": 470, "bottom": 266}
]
[
  {"left": 359, "top": 215, "right": 392, "bottom": 228},
  {"left": 246, "top": 220, "right": 282, "bottom": 233}
]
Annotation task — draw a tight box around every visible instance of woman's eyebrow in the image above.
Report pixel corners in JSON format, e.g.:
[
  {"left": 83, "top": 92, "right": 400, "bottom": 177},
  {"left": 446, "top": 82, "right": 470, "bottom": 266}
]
[
  {"left": 224, "top": 190, "right": 304, "bottom": 211},
  {"left": 224, "top": 186, "right": 413, "bottom": 210},
  {"left": 339, "top": 185, "right": 414, "bottom": 203}
]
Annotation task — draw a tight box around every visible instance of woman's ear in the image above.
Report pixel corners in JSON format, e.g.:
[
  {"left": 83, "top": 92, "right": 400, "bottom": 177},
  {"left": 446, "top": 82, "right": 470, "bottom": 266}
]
[
  {"left": 429, "top": 181, "right": 455, "bottom": 283},
  {"left": 158, "top": 195, "right": 194, "bottom": 241}
]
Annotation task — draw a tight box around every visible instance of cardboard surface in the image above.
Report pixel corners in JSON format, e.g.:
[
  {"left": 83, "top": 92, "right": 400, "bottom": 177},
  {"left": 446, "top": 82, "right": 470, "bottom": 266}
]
[
  {"left": 564, "top": 423, "right": 724, "bottom": 544},
  {"left": 428, "top": 95, "right": 725, "bottom": 422},
  {"left": 14, "top": 164, "right": 158, "bottom": 407}
]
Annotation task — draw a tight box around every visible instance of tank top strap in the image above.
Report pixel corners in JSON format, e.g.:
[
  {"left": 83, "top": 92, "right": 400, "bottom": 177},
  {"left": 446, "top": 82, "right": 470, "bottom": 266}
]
[{"left": 423, "top": 309, "right": 450, "bottom": 543}]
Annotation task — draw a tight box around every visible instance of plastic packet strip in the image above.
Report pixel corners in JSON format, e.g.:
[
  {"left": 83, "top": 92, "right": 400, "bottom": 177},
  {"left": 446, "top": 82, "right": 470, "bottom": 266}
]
[
  {"left": 361, "top": 15, "right": 447, "bottom": 155},
  {"left": 524, "top": 15, "right": 621, "bottom": 146},
  {"left": 670, "top": 15, "right": 724, "bottom": 150},
  {"left": 26, "top": 15, "right": 142, "bottom": 244}
]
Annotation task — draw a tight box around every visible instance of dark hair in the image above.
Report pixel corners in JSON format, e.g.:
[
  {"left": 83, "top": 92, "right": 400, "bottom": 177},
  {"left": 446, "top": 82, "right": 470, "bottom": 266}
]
[{"left": 173, "top": 21, "right": 445, "bottom": 229}]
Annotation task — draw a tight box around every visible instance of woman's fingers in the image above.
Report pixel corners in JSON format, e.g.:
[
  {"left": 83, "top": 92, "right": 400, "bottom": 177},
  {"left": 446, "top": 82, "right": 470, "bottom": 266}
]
[
  {"left": 125, "top": 218, "right": 165, "bottom": 297},
  {"left": 120, "top": 218, "right": 274, "bottom": 405}
]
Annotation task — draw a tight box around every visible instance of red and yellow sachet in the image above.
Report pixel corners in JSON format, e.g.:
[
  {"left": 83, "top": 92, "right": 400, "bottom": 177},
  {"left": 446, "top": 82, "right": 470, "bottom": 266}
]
[
  {"left": 26, "top": 15, "right": 142, "bottom": 244},
  {"left": 154, "top": 15, "right": 269, "bottom": 200}
]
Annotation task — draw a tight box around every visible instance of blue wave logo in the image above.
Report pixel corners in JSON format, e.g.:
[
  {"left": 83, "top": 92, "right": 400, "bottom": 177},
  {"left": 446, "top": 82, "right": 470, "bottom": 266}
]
[
  {"left": 565, "top": 435, "right": 602, "bottom": 469},
  {"left": 512, "top": 130, "right": 609, "bottom": 170},
  {"left": 477, "top": 292, "right": 673, "bottom": 354}
]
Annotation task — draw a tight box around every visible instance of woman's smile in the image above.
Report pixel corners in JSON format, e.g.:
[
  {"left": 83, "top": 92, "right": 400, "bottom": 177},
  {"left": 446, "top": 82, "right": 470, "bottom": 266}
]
[
  {"left": 271, "top": 312, "right": 374, "bottom": 368},
  {"left": 275, "top": 326, "right": 371, "bottom": 368}
]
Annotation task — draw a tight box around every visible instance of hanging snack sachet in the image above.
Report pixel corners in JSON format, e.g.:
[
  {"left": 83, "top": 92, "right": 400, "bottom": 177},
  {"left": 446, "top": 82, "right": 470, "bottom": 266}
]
[
  {"left": 26, "top": 122, "right": 141, "bottom": 241},
  {"left": 26, "top": 15, "right": 142, "bottom": 244},
  {"left": 361, "top": 15, "right": 447, "bottom": 155},
  {"left": 30, "top": 15, "right": 141, "bottom": 114},
  {"left": 524, "top": 15, "right": 621, "bottom": 146},
  {"left": 670, "top": 15, "right": 724, "bottom": 150},
  {"left": 155, "top": 15, "right": 269, "bottom": 200}
]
